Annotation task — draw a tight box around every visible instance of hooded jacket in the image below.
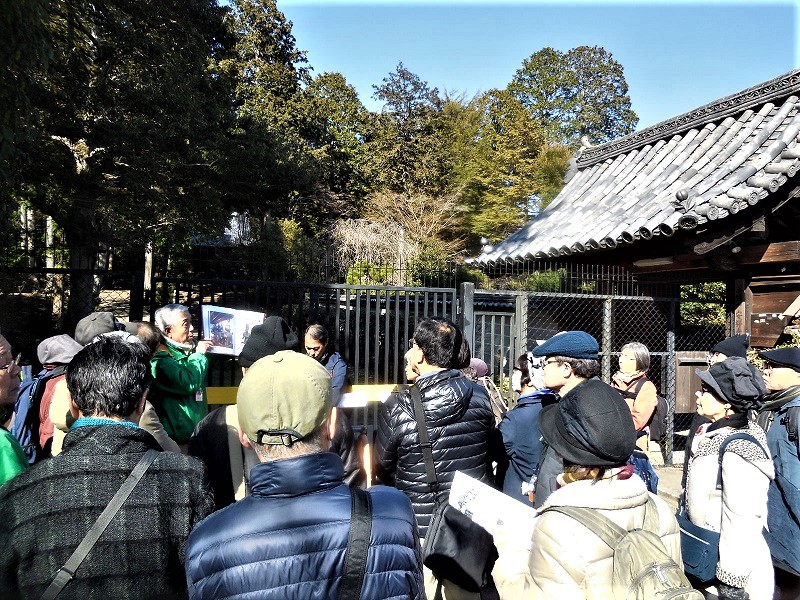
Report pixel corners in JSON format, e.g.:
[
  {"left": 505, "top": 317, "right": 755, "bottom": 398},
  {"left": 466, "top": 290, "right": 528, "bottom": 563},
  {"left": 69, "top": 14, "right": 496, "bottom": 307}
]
[
  {"left": 184, "top": 451, "right": 424, "bottom": 599},
  {"left": 375, "top": 369, "right": 495, "bottom": 537},
  {"left": 529, "top": 475, "right": 680, "bottom": 599},
  {"left": 497, "top": 388, "right": 558, "bottom": 504},
  {"left": 150, "top": 337, "right": 209, "bottom": 444},
  {"left": 686, "top": 422, "right": 775, "bottom": 599}
]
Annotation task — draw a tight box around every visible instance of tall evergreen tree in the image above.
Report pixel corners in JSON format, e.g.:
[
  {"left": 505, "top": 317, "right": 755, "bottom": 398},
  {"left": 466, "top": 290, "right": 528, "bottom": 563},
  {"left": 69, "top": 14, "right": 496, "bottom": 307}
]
[
  {"left": 509, "top": 45, "right": 638, "bottom": 146},
  {"left": 3, "top": 0, "right": 232, "bottom": 324}
]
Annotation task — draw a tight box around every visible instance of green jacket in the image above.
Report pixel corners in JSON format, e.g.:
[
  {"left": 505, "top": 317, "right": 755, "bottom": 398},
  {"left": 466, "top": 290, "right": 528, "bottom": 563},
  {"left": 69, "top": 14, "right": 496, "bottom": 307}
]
[
  {"left": 0, "top": 428, "right": 28, "bottom": 487},
  {"left": 150, "top": 338, "right": 209, "bottom": 444}
]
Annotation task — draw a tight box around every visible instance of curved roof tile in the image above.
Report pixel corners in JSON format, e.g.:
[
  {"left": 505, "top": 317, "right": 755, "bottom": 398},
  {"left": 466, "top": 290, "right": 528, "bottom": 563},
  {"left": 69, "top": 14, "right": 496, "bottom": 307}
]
[{"left": 473, "top": 70, "right": 800, "bottom": 266}]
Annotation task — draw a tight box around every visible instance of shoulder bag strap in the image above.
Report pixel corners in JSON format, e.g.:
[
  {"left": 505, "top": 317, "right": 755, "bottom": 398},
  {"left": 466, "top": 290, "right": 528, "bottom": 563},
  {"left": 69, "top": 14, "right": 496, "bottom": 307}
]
[
  {"left": 542, "top": 505, "right": 627, "bottom": 549},
  {"left": 716, "top": 431, "right": 767, "bottom": 490},
  {"left": 338, "top": 488, "right": 373, "bottom": 600},
  {"left": 225, "top": 404, "right": 247, "bottom": 501},
  {"left": 40, "top": 449, "right": 160, "bottom": 600},
  {"left": 410, "top": 384, "right": 438, "bottom": 488}
]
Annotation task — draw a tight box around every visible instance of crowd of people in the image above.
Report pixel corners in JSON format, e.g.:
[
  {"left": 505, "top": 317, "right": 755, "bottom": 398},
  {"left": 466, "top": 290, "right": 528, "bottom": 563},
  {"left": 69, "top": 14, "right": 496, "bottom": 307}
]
[{"left": 0, "top": 306, "right": 797, "bottom": 599}]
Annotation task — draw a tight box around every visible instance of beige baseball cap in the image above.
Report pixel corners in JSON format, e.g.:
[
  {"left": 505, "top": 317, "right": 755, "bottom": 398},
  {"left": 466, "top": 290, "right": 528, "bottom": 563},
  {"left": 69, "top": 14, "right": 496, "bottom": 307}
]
[{"left": 237, "top": 350, "right": 332, "bottom": 446}]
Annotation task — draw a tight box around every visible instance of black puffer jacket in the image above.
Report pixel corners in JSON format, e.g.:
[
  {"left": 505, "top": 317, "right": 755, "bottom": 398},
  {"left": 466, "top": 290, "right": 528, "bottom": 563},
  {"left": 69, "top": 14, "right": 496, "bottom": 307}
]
[{"left": 375, "top": 369, "right": 496, "bottom": 537}]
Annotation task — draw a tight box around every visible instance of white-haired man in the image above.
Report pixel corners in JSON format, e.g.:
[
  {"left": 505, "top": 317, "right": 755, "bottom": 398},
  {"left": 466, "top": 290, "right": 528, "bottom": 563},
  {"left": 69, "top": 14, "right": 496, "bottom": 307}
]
[{"left": 151, "top": 304, "right": 213, "bottom": 448}]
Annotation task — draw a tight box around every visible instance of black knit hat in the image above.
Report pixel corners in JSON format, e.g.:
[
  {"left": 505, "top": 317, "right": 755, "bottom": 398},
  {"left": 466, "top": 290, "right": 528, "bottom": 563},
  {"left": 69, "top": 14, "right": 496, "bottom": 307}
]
[
  {"left": 711, "top": 334, "right": 748, "bottom": 359},
  {"left": 539, "top": 378, "right": 636, "bottom": 467},
  {"left": 695, "top": 356, "right": 765, "bottom": 413},
  {"left": 238, "top": 316, "right": 299, "bottom": 368}
]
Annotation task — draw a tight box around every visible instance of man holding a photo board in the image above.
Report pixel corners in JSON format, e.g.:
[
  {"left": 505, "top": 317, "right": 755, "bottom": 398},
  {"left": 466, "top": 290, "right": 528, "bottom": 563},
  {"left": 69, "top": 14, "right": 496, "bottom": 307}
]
[{"left": 150, "top": 304, "right": 213, "bottom": 449}]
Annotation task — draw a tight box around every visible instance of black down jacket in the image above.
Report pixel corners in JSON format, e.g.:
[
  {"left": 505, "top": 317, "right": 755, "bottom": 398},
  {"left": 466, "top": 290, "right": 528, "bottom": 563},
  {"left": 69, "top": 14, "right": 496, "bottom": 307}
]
[{"left": 375, "top": 369, "right": 496, "bottom": 537}]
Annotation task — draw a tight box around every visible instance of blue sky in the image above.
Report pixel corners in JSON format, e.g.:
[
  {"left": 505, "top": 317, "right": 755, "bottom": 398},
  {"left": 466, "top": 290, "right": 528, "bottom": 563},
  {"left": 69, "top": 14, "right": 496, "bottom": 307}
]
[{"left": 278, "top": 0, "right": 796, "bottom": 132}]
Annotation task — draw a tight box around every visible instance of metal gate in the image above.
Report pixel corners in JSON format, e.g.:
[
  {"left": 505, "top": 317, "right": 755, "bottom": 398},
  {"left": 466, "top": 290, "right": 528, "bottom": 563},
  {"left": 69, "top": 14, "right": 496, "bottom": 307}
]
[{"left": 151, "top": 277, "right": 457, "bottom": 386}]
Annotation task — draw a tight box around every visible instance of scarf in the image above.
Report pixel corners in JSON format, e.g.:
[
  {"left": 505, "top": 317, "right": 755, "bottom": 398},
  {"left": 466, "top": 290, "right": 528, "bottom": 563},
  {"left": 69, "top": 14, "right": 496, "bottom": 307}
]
[
  {"left": 614, "top": 371, "right": 645, "bottom": 386},
  {"left": 706, "top": 411, "right": 748, "bottom": 433},
  {"left": 758, "top": 384, "right": 800, "bottom": 431}
]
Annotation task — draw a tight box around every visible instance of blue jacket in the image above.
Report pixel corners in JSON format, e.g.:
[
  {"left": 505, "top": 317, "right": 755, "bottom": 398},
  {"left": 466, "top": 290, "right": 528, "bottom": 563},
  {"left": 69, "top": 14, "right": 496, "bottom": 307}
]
[
  {"left": 761, "top": 387, "right": 800, "bottom": 489},
  {"left": 498, "top": 388, "right": 558, "bottom": 504},
  {"left": 185, "top": 451, "right": 425, "bottom": 599},
  {"left": 323, "top": 351, "right": 349, "bottom": 405}
]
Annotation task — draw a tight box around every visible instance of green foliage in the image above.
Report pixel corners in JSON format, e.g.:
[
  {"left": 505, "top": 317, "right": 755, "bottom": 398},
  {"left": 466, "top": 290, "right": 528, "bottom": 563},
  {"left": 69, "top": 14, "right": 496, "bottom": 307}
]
[
  {"left": 509, "top": 46, "right": 638, "bottom": 147},
  {"left": 365, "top": 63, "right": 450, "bottom": 197},
  {"left": 680, "top": 282, "right": 726, "bottom": 326},
  {"left": 454, "top": 265, "right": 489, "bottom": 289},
  {"left": 510, "top": 269, "right": 565, "bottom": 292},
  {"left": 345, "top": 261, "right": 395, "bottom": 285}
]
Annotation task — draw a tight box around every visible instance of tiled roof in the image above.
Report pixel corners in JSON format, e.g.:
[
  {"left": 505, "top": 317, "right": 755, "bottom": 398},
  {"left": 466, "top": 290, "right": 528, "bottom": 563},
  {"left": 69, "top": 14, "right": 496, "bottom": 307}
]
[{"left": 472, "top": 69, "right": 800, "bottom": 266}]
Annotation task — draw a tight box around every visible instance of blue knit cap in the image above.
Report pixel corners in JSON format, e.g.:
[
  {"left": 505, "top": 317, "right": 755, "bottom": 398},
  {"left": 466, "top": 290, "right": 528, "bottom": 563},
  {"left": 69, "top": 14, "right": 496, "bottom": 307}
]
[{"left": 531, "top": 331, "right": 599, "bottom": 360}]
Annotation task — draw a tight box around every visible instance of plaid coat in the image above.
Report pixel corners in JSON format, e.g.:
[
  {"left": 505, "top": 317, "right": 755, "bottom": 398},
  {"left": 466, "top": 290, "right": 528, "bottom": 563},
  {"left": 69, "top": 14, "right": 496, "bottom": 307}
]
[{"left": 0, "top": 424, "right": 214, "bottom": 599}]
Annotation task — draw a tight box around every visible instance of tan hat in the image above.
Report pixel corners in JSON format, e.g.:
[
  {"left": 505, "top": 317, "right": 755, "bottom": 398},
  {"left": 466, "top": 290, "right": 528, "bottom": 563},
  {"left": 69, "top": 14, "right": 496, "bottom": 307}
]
[{"left": 237, "top": 350, "right": 331, "bottom": 446}]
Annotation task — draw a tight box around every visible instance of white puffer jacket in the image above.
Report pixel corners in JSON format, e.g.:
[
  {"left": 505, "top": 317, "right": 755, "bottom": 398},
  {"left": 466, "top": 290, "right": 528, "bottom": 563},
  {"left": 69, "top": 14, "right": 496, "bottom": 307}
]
[
  {"left": 528, "top": 475, "right": 680, "bottom": 599},
  {"left": 686, "top": 423, "right": 775, "bottom": 600}
]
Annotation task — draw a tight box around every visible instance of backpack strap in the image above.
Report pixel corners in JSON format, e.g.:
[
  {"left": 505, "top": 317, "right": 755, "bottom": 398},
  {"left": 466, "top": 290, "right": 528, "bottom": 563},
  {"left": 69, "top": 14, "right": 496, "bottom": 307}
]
[
  {"left": 542, "top": 505, "right": 627, "bottom": 549},
  {"left": 410, "top": 384, "right": 438, "bottom": 489},
  {"left": 41, "top": 449, "right": 159, "bottom": 600},
  {"left": 542, "top": 497, "right": 660, "bottom": 549},
  {"left": 785, "top": 406, "right": 799, "bottom": 450},
  {"left": 715, "top": 432, "right": 768, "bottom": 490},
  {"left": 337, "top": 487, "right": 373, "bottom": 600}
]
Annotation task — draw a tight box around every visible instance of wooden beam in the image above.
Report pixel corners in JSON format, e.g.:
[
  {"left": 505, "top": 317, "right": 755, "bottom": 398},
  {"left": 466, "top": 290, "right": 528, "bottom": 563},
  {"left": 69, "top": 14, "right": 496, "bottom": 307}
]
[{"left": 737, "top": 241, "right": 800, "bottom": 264}]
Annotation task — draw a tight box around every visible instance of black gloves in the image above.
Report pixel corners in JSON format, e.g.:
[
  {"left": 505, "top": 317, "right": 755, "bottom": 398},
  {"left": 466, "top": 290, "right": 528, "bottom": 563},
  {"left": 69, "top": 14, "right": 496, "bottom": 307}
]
[{"left": 717, "top": 582, "right": 749, "bottom": 600}]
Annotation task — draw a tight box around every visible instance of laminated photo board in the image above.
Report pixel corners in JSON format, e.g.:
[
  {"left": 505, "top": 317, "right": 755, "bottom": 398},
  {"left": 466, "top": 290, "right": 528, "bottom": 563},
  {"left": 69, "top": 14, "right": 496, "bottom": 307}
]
[
  {"left": 449, "top": 470, "right": 538, "bottom": 545},
  {"left": 201, "top": 305, "right": 265, "bottom": 356}
]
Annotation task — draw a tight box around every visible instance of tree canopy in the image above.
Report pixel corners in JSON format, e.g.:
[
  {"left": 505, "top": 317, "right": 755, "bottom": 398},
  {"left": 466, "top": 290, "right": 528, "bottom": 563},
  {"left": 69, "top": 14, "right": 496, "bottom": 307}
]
[
  {"left": 509, "top": 45, "right": 638, "bottom": 147},
  {"left": 2, "top": 0, "right": 640, "bottom": 305}
]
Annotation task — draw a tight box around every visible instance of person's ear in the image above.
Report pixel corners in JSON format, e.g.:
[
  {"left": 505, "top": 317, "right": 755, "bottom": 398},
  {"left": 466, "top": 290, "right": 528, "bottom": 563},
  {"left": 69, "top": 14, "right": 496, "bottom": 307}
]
[
  {"left": 68, "top": 395, "right": 81, "bottom": 420},
  {"left": 239, "top": 427, "right": 254, "bottom": 450},
  {"left": 136, "top": 396, "right": 146, "bottom": 417}
]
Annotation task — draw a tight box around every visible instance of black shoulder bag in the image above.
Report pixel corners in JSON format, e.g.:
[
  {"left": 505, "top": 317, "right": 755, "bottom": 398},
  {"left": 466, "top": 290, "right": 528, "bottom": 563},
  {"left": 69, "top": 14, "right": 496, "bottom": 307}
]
[
  {"left": 410, "top": 385, "right": 498, "bottom": 594},
  {"left": 41, "top": 449, "right": 159, "bottom": 600}
]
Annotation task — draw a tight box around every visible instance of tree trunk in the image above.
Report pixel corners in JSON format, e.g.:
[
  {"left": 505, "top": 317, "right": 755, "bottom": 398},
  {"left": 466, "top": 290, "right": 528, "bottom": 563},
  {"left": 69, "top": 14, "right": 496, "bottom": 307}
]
[{"left": 64, "top": 207, "right": 101, "bottom": 332}]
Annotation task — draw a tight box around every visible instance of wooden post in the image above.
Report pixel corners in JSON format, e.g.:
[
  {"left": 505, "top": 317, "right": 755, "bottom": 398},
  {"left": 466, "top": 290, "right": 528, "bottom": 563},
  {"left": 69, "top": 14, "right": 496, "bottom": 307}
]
[{"left": 731, "top": 278, "right": 751, "bottom": 335}]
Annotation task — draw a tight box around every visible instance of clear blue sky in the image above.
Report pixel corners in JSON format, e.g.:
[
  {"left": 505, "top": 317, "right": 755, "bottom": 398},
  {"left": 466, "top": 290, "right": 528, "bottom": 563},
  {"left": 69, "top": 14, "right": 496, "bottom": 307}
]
[{"left": 278, "top": 0, "right": 796, "bottom": 132}]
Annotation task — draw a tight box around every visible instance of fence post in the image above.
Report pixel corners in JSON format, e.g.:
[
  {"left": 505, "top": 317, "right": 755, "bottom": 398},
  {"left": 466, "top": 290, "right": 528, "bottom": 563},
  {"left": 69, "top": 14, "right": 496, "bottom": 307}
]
[
  {"left": 602, "top": 297, "right": 613, "bottom": 381},
  {"left": 129, "top": 272, "right": 144, "bottom": 321},
  {"left": 514, "top": 292, "right": 527, "bottom": 360},
  {"left": 459, "top": 282, "right": 475, "bottom": 349},
  {"left": 664, "top": 300, "right": 677, "bottom": 466}
]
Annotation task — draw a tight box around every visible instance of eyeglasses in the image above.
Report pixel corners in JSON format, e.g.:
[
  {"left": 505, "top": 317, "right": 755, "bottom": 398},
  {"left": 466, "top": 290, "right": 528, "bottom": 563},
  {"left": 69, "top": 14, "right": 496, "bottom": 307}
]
[
  {"left": 543, "top": 359, "right": 561, "bottom": 366},
  {"left": 0, "top": 353, "right": 20, "bottom": 373},
  {"left": 408, "top": 338, "right": 416, "bottom": 350}
]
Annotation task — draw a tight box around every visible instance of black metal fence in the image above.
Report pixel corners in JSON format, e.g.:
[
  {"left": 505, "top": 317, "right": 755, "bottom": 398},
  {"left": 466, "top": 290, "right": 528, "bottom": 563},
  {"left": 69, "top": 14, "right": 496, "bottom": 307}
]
[{"left": 0, "top": 262, "right": 727, "bottom": 466}]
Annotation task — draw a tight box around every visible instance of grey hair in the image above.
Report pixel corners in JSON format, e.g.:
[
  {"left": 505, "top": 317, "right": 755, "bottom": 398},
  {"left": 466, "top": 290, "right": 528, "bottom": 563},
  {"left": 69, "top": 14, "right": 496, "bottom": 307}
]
[
  {"left": 153, "top": 304, "right": 190, "bottom": 334},
  {"left": 621, "top": 342, "right": 650, "bottom": 372}
]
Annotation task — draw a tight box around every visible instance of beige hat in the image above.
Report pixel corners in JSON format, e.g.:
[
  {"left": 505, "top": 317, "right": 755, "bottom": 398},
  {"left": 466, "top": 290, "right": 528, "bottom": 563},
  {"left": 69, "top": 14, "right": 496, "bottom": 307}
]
[{"left": 237, "top": 350, "right": 331, "bottom": 446}]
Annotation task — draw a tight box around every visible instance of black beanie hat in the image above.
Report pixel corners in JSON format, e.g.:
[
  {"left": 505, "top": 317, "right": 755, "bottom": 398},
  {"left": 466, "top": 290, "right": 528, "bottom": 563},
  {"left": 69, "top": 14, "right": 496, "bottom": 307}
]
[
  {"left": 711, "top": 334, "right": 748, "bottom": 359},
  {"left": 238, "top": 316, "right": 299, "bottom": 368}
]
